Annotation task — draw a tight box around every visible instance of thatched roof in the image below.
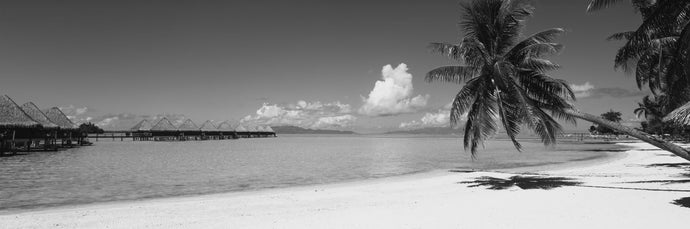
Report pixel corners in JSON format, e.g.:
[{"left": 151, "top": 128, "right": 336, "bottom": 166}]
[
  {"left": 44, "top": 107, "right": 77, "bottom": 129},
  {"left": 199, "top": 120, "right": 217, "bottom": 131},
  {"left": 244, "top": 125, "right": 258, "bottom": 132},
  {"left": 216, "top": 121, "right": 234, "bottom": 131},
  {"left": 256, "top": 126, "right": 266, "bottom": 132},
  {"left": 264, "top": 126, "right": 274, "bottom": 133},
  {"left": 235, "top": 124, "right": 248, "bottom": 132},
  {"left": 131, "top": 119, "right": 153, "bottom": 131},
  {"left": 151, "top": 118, "right": 177, "bottom": 131},
  {"left": 0, "top": 95, "right": 40, "bottom": 128},
  {"left": 21, "top": 102, "right": 59, "bottom": 129},
  {"left": 664, "top": 101, "right": 690, "bottom": 125},
  {"left": 177, "top": 119, "right": 199, "bottom": 131}
]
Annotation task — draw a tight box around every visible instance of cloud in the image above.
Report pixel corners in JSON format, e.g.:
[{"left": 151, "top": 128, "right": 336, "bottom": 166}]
[
  {"left": 570, "top": 82, "right": 647, "bottom": 99},
  {"left": 570, "top": 82, "right": 595, "bottom": 98},
  {"left": 358, "top": 63, "right": 429, "bottom": 116},
  {"left": 399, "top": 103, "right": 459, "bottom": 129},
  {"left": 59, "top": 105, "right": 94, "bottom": 123},
  {"left": 312, "top": 115, "right": 357, "bottom": 129},
  {"left": 241, "top": 100, "right": 356, "bottom": 129}
]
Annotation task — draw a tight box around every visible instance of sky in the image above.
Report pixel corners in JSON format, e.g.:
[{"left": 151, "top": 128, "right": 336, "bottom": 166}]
[{"left": 0, "top": 0, "right": 648, "bottom": 132}]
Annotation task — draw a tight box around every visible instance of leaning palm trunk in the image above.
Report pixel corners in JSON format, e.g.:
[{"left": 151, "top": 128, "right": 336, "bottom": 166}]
[{"left": 565, "top": 109, "right": 690, "bottom": 161}]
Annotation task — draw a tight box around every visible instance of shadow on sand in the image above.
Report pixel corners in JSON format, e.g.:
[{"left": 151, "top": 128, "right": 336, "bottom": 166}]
[
  {"left": 458, "top": 176, "right": 582, "bottom": 190},
  {"left": 448, "top": 169, "right": 476, "bottom": 173},
  {"left": 626, "top": 179, "right": 690, "bottom": 185},
  {"left": 673, "top": 197, "right": 690, "bottom": 208},
  {"left": 646, "top": 163, "right": 690, "bottom": 168}
]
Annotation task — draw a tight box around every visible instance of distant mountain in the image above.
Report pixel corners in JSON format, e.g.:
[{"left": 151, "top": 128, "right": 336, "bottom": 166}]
[
  {"left": 271, "top": 125, "right": 356, "bottom": 134},
  {"left": 384, "top": 127, "right": 463, "bottom": 135}
]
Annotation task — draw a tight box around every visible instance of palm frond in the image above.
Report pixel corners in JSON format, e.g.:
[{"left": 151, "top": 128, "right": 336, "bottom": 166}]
[
  {"left": 607, "top": 31, "right": 635, "bottom": 41},
  {"left": 664, "top": 101, "right": 690, "bottom": 125},
  {"left": 428, "top": 42, "right": 462, "bottom": 60},
  {"left": 586, "top": 0, "right": 627, "bottom": 12},
  {"left": 426, "top": 66, "right": 478, "bottom": 84}
]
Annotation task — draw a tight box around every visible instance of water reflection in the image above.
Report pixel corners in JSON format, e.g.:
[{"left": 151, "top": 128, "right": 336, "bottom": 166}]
[{"left": 0, "top": 136, "right": 612, "bottom": 211}]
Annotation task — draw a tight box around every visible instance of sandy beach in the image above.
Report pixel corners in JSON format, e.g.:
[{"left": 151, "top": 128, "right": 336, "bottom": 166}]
[{"left": 1, "top": 142, "right": 689, "bottom": 228}]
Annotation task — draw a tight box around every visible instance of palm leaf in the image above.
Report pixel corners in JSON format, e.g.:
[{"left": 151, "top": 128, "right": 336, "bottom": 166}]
[{"left": 426, "top": 66, "right": 478, "bottom": 84}]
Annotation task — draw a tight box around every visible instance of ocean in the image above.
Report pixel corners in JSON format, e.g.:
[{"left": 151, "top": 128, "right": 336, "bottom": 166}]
[{"left": 0, "top": 135, "right": 624, "bottom": 211}]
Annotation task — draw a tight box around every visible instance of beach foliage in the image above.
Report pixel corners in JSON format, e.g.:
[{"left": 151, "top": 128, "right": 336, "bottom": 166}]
[
  {"left": 427, "top": 0, "right": 690, "bottom": 161},
  {"left": 78, "top": 122, "right": 104, "bottom": 134},
  {"left": 587, "top": 0, "right": 690, "bottom": 126},
  {"left": 595, "top": 110, "right": 622, "bottom": 135},
  {"left": 426, "top": 0, "right": 575, "bottom": 156}
]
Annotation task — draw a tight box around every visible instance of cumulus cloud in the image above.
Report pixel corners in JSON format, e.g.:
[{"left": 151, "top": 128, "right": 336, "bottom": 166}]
[
  {"left": 399, "top": 103, "right": 460, "bottom": 129},
  {"left": 241, "top": 100, "right": 356, "bottom": 129},
  {"left": 570, "top": 82, "right": 647, "bottom": 99},
  {"left": 359, "top": 63, "right": 429, "bottom": 116}
]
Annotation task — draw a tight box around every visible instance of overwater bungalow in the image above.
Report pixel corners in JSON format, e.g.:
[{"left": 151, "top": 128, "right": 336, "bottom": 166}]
[
  {"left": 264, "top": 126, "right": 275, "bottom": 134},
  {"left": 130, "top": 119, "right": 153, "bottom": 141},
  {"left": 216, "top": 121, "right": 238, "bottom": 139},
  {"left": 20, "top": 102, "right": 60, "bottom": 150},
  {"left": 150, "top": 117, "right": 178, "bottom": 141},
  {"left": 257, "top": 125, "right": 277, "bottom": 137},
  {"left": 198, "top": 120, "right": 218, "bottom": 140},
  {"left": 44, "top": 107, "right": 83, "bottom": 147},
  {"left": 234, "top": 124, "right": 249, "bottom": 138},
  {"left": 0, "top": 95, "right": 41, "bottom": 154},
  {"left": 177, "top": 119, "right": 200, "bottom": 140}
]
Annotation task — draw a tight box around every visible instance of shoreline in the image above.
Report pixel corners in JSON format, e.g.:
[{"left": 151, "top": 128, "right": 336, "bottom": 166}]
[
  {"left": 3, "top": 142, "right": 689, "bottom": 228},
  {"left": 0, "top": 140, "right": 626, "bottom": 214}
]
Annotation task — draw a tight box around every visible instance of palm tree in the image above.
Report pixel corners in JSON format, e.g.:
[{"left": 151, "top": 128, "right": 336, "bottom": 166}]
[
  {"left": 588, "top": 0, "right": 690, "bottom": 110},
  {"left": 634, "top": 95, "right": 665, "bottom": 119},
  {"left": 427, "top": 0, "right": 690, "bottom": 161}
]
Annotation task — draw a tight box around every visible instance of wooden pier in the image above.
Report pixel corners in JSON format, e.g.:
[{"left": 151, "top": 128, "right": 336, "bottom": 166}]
[
  {"left": 2, "top": 94, "right": 277, "bottom": 156},
  {"left": 89, "top": 119, "right": 277, "bottom": 142}
]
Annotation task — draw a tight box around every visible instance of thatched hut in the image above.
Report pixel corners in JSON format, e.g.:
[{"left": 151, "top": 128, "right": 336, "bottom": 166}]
[
  {"left": 215, "top": 121, "right": 237, "bottom": 139},
  {"left": 20, "top": 102, "right": 60, "bottom": 150},
  {"left": 177, "top": 119, "right": 199, "bottom": 131},
  {"left": 44, "top": 107, "right": 81, "bottom": 146},
  {"left": 198, "top": 120, "right": 218, "bottom": 140},
  {"left": 130, "top": 119, "right": 153, "bottom": 140},
  {"left": 263, "top": 126, "right": 277, "bottom": 137},
  {"left": 0, "top": 95, "right": 41, "bottom": 153},
  {"left": 176, "top": 119, "right": 200, "bottom": 140},
  {"left": 131, "top": 119, "right": 153, "bottom": 131},
  {"left": 20, "top": 102, "right": 58, "bottom": 129},
  {"left": 216, "top": 121, "right": 233, "bottom": 131},
  {"left": 150, "top": 118, "right": 178, "bottom": 140},
  {"left": 199, "top": 120, "right": 216, "bottom": 131},
  {"left": 234, "top": 124, "right": 248, "bottom": 138},
  {"left": 151, "top": 118, "right": 177, "bottom": 131},
  {"left": 0, "top": 95, "right": 40, "bottom": 128},
  {"left": 44, "top": 107, "right": 77, "bottom": 129}
]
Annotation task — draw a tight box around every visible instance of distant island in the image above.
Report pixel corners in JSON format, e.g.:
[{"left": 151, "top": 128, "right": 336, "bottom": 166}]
[
  {"left": 384, "top": 127, "right": 463, "bottom": 135},
  {"left": 271, "top": 125, "right": 356, "bottom": 135}
]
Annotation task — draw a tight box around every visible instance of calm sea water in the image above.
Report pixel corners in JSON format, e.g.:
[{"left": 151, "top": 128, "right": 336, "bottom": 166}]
[{"left": 0, "top": 135, "right": 623, "bottom": 211}]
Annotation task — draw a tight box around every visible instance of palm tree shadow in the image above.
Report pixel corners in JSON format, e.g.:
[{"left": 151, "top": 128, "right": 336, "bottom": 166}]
[
  {"left": 672, "top": 197, "right": 690, "bottom": 208},
  {"left": 458, "top": 176, "right": 582, "bottom": 190}
]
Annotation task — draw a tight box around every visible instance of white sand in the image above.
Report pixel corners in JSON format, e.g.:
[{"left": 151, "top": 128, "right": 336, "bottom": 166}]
[{"left": 2, "top": 142, "right": 689, "bottom": 228}]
